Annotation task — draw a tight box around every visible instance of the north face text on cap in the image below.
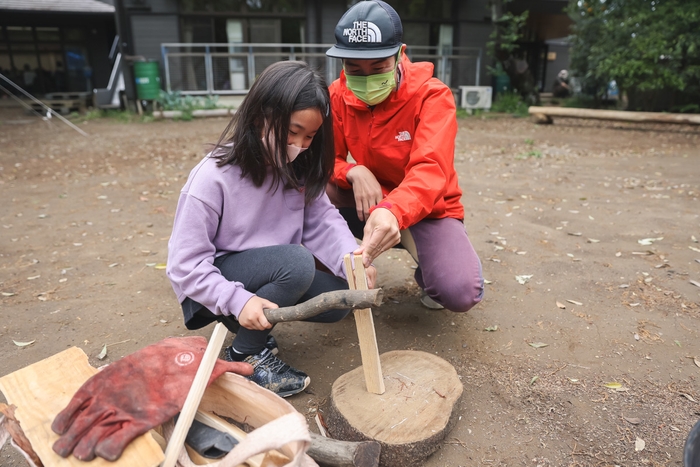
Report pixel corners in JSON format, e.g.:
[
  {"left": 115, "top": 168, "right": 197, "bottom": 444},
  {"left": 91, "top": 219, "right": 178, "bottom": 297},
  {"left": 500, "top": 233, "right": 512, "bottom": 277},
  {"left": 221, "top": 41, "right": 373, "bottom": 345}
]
[{"left": 344, "top": 21, "right": 382, "bottom": 43}]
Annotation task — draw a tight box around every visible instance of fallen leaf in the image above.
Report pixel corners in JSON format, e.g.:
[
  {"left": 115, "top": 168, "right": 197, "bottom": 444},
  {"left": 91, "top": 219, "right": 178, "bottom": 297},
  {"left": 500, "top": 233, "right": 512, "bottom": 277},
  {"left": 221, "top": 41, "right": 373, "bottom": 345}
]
[
  {"left": 154, "top": 263, "right": 167, "bottom": 270},
  {"left": 635, "top": 437, "right": 645, "bottom": 452},
  {"left": 623, "top": 416, "right": 642, "bottom": 425},
  {"left": 530, "top": 375, "right": 539, "bottom": 385},
  {"left": 568, "top": 232, "right": 583, "bottom": 236},
  {"left": 529, "top": 342, "right": 548, "bottom": 349},
  {"left": 484, "top": 325, "right": 498, "bottom": 332},
  {"left": 567, "top": 299, "right": 583, "bottom": 306},
  {"left": 695, "top": 357, "right": 700, "bottom": 368},
  {"left": 484, "top": 279, "right": 493, "bottom": 284},
  {"left": 556, "top": 301, "right": 566, "bottom": 309},
  {"left": 1, "top": 292, "right": 16, "bottom": 297},
  {"left": 615, "top": 252, "right": 622, "bottom": 257},
  {"left": 27, "top": 275, "right": 40, "bottom": 280},
  {"left": 587, "top": 238, "right": 600, "bottom": 243},
  {"left": 515, "top": 274, "right": 533, "bottom": 284},
  {"left": 604, "top": 382, "right": 622, "bottom": 389},
  {"left": 13, "top": 340, "right": 35, "bottom": 347},
  {"left": 670, "top": 425, "right": 681, "bottom": 432},
  {"left": 689, "top": 246, "right": 700, "bottom": 253},
  {"left": 675, "top": 340, "right": 682, "bottom": 347},
  {"left": 690, "top": 280, "right": 700, "bottom": 288},
  {"left": 680, "top": 393, "right": 697, "bottom": 403},
  {"left": 619, "top": 284, "right": 630, "bottom": 288},
  {"left": 638, "top": 237, "right": 663, "bottom": 246},
  {"left": 97, "top": 344, "right": 108, "bottom": 360}
]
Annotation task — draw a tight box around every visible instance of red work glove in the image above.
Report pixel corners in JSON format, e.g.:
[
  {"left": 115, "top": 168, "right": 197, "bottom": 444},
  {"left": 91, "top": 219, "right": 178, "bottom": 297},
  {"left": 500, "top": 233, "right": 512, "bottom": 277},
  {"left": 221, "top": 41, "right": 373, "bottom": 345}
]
[{"left": 51, "top": 336, "right": 252, "bottom": 462}]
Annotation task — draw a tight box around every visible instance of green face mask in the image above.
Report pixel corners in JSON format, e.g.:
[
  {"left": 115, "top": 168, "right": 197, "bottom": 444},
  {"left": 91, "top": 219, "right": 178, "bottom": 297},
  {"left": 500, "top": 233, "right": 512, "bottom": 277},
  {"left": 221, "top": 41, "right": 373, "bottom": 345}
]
[{"left": 344, "top": 65, "right": 397, "bottom": 106}]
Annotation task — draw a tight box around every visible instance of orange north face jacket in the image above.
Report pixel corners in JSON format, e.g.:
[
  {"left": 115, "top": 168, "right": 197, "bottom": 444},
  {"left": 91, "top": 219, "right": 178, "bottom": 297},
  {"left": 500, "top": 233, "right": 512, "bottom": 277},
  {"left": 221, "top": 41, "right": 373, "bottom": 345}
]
[{"left": 329, "top": 52, "right": 464, "bottom": 230}]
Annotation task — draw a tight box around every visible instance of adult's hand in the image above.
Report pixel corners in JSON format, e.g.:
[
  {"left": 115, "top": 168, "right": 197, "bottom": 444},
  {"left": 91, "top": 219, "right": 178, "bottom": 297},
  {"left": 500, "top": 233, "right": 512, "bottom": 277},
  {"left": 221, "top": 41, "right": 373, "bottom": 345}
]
[
  {"left": 364, "top": 265, "right": 378, "bottom": 289},
  {"left": 354, "top": 208, "right": 401, "bottom": 267},
  {"left": 346, "top": 165, "right": 383, "bottom": 221},
  {"left": 238, "top": 296, "right": 276, "bottom": 330}
]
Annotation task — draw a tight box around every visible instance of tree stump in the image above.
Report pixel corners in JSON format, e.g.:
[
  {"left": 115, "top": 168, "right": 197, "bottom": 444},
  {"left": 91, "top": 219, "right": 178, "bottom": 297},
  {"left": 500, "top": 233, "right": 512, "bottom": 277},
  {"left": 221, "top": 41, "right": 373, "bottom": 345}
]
[{"left": 325, "top": 350, "right": 463, "bottom": 467}]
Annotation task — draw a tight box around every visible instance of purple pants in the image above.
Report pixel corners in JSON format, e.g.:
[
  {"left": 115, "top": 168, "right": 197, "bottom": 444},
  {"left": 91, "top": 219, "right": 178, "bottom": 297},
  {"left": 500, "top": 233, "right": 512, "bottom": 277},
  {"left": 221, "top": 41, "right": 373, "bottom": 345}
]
[{"left": 328, "top": 186, "right": 484, "bottom": 312}]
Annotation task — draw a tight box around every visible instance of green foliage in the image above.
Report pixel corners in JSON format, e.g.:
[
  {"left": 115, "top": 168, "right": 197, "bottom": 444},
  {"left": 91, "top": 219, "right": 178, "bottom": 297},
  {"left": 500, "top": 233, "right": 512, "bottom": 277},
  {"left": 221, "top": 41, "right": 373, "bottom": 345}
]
[
  {"left": 568, "top": 0, "right": 700, "bottom": 107},
  {"left": 516, "top": 149, "right": 542, "bottom": 159},
  {"left": 487, "top": 10, "right": 529, "bottom": 63},
  {"left": 157, "top": 90, "right": 221, "bottom": 113},
  {"left": 68, "top": 109, "right": 153, "bottom": 123},
  {"left": 490, "top": 92, "right": 529, "bottom": 116}
]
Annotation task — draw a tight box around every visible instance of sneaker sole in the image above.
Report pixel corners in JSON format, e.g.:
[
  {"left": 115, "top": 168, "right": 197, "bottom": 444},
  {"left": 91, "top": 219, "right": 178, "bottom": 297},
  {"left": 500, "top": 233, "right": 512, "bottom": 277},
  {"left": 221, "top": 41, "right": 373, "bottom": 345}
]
[
  {"left": 420, "top": 294, "right": 445, "bottom": 310},
  {"left": 277, "top": 376, "right": 310, "bottom": 398}
]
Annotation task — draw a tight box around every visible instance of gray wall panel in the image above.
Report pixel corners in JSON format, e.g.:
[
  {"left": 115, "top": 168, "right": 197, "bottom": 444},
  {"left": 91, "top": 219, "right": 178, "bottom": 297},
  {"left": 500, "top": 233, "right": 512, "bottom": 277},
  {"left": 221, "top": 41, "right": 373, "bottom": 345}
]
[{"left": 131, "top": 14, "right": 179, "bottom": 61}]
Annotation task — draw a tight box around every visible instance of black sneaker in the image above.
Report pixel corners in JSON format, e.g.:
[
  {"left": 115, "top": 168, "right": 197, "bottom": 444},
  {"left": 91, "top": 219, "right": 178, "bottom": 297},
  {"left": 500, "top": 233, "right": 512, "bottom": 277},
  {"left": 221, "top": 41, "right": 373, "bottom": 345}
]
[
  {"left": 265, "top": 334, "right": 279, "bottom": 355},
  {"left": 242, "top": 348, "right": 310, "bottom": 397}
]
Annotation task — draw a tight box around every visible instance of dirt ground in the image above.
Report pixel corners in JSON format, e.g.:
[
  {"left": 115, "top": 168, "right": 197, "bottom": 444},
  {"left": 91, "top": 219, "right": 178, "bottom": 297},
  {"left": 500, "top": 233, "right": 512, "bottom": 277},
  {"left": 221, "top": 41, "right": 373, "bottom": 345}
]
[{"left": 1, "top": 105, "right": 699, "bottom": 467}]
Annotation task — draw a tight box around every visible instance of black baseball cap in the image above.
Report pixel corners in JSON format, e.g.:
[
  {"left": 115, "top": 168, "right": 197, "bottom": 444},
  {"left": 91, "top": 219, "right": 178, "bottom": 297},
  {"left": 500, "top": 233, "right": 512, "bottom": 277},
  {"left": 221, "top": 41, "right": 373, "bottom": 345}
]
[{"left": 326, "top": 0, "right": 403, "bottom": 60}]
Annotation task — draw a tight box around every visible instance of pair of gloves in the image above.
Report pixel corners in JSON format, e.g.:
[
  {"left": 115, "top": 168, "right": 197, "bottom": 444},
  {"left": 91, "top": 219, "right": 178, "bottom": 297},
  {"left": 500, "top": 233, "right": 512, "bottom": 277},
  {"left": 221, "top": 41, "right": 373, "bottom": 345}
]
[{"left": 51, "top": 336, "right": 252, "bottom": 462}]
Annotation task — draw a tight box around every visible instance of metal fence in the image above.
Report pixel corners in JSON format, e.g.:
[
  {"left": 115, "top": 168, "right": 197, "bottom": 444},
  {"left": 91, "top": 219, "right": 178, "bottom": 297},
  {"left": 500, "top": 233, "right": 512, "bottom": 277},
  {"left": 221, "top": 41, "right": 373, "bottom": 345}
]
[{"left": 161, "top": 43, "right": 483, "bottom": 96}]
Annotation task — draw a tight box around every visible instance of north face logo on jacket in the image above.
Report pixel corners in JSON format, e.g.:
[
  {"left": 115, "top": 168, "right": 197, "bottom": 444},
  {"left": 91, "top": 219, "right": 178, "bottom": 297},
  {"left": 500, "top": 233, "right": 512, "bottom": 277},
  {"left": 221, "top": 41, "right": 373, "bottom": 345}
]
[
  {"left": 343, "top": 21, "right": 382, "bottom": 43},
  {"left": 395, "top": 131, "right": 411, "bottom": 142}
]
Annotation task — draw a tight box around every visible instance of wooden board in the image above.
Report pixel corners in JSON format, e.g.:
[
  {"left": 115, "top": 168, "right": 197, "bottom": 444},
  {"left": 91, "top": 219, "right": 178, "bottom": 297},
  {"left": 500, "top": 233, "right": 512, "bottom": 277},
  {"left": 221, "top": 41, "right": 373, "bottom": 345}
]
[
  {"left": 326, "top": 350, "right": 462, "bottom": 467},
  {"left": 528, "top": 106, "right": 700, "bottom": 125},
  {"left": 0, "top": 347, "right": 164, "bottom": 467},
  {"left": 344, "top": 254, "right": 385, "bottom": 395}
]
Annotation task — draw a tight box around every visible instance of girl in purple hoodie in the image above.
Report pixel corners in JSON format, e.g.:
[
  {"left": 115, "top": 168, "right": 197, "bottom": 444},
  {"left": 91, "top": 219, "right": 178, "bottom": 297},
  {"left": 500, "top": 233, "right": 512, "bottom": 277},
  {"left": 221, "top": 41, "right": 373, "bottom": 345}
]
[{"left": 167, "top": 61, "right": 376, "bottom": 397}]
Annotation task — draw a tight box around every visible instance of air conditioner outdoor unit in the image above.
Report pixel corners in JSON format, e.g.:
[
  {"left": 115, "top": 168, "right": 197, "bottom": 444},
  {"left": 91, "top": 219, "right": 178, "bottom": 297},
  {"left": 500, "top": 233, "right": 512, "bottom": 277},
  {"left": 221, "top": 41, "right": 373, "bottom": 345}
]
[{"left": 459, "top": 86, "right": 493, "bottom": 110}]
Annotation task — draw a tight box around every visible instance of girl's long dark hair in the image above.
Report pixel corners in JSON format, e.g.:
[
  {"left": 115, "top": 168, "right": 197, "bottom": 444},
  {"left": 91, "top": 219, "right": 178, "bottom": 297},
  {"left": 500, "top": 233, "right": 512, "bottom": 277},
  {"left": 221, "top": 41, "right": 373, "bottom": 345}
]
[{"left": 212, "top": 61, "right": 333, "bottom": 204}]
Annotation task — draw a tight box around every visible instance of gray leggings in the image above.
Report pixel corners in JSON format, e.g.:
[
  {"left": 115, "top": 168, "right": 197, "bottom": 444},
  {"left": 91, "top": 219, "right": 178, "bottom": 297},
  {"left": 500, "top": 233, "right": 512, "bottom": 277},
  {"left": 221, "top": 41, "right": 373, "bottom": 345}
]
[{"left": 182, "top": 244, "right": 350, "bottom": 354}]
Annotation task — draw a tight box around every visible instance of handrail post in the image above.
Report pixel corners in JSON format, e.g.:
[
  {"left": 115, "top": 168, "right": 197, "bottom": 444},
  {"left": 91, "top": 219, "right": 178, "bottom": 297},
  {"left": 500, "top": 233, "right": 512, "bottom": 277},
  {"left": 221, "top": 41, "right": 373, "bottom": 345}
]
[
  {"left": 476, "top": 48, "right": 481, "bottom": 86},
  {"left": 162, "top": 44, "right": 172, "bottom": 93},
  {"left": 205, "top": 44, "right": 213, "bottom": 94},
  {"left": 247, "top": 45, "right": 255, "bottom": 89}
]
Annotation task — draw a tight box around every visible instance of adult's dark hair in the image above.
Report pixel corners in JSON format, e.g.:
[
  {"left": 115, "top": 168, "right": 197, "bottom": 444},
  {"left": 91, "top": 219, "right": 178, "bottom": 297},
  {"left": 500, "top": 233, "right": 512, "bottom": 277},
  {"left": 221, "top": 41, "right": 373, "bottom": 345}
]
[{"left": 213, "top": 60, "right": 333, "bottom": 204}]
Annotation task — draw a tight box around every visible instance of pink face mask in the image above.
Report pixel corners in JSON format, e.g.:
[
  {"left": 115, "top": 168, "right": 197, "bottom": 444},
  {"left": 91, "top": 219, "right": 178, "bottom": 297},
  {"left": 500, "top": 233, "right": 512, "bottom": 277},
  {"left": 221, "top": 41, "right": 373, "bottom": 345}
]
[
  {"left": 286, "top": 144, "right": 307, "bottom": 163},
  {"left": 262, "top": 133, "right": 308, "bottom": 164}
]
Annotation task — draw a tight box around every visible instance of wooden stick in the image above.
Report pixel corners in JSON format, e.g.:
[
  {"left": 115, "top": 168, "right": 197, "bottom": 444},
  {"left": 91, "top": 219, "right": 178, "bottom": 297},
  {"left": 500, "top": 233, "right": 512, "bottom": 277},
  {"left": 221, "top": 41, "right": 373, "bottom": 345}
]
[
  {"left": 161, "top": 322, "right": 229, "bottom": 467},
  {"left": 264, "top": 289, "right": 383, "bottom": 324},
  {"left": 344, "top": 254, "right": 385, "bottom": 395},
  {"left": 528, "top": 106, "right": 700, "bottom": 125},
  {"left": 307, "top": 434, "right": 381, "bottom": 467}
]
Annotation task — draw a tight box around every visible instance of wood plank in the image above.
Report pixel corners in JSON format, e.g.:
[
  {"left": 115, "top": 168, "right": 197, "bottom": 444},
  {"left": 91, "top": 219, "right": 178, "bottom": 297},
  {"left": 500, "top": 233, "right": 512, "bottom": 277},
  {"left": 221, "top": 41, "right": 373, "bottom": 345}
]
[
  {"left": 528, "top": 106, "right": 700, "bottom": 125},
  {"left": 0, "top": 347, "right": 164, "bottom": 467},
  {"left": 343, "top": 254, "right": 385, "bottom": 395},
  {"left": 162, "top": 322, "right": 229, "bottom": 467}
]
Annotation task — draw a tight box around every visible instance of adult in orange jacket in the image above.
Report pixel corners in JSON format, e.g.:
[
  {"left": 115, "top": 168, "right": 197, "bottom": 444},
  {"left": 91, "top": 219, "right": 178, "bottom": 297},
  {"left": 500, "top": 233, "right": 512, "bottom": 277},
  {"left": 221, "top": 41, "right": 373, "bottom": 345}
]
[{"left": 326, "top": 0, "right": 483, "bottom": 312}]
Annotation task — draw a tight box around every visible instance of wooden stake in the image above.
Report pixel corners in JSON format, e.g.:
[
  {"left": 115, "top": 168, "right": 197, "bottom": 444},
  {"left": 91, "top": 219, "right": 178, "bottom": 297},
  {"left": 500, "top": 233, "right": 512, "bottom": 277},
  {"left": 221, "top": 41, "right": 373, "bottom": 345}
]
[
  {"left": 344, "top": 254, "right": 385, "bottom": 395},
  {"left": 161, "top": 322, "right": 229, "bottom": 467}
]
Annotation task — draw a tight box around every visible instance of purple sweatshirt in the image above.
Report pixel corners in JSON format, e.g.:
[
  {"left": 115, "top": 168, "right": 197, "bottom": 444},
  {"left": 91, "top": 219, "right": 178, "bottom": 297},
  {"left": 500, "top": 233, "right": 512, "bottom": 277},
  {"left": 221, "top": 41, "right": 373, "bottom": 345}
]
[{"left": 166, "top": 155, "right": 359, "bottom": 319}]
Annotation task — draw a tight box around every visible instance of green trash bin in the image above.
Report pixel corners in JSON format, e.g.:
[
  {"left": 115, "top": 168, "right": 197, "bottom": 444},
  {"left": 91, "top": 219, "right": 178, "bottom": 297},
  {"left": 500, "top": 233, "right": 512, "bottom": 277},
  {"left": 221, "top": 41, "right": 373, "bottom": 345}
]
[
  {"left": 133, "top": 61, "right": 161, "bottom": 100},
  {"left": 493, "top": 74, "right": 512, "bottom": 95}
]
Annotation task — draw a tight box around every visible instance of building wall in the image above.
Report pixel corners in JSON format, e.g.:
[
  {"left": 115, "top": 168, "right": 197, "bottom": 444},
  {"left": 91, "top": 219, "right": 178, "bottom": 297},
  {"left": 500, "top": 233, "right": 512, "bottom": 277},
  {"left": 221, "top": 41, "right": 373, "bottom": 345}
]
[{"left": 131, "top": 15, "right": 178, "bottom": 60}]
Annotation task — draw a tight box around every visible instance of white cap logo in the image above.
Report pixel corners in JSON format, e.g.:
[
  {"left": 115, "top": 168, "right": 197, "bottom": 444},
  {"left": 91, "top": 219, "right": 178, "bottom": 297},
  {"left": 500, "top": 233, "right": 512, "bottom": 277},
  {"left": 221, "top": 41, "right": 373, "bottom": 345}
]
[{"left": 343, "top": 21, "right": 382, "bottom": 43}]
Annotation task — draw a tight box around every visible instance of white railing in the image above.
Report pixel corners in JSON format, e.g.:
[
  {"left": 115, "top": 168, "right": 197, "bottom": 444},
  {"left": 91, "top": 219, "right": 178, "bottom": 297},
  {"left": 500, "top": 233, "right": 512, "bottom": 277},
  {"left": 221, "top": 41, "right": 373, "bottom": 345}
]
[{"left": 161, "top": 42, "right": 482, "bottom": 95}]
